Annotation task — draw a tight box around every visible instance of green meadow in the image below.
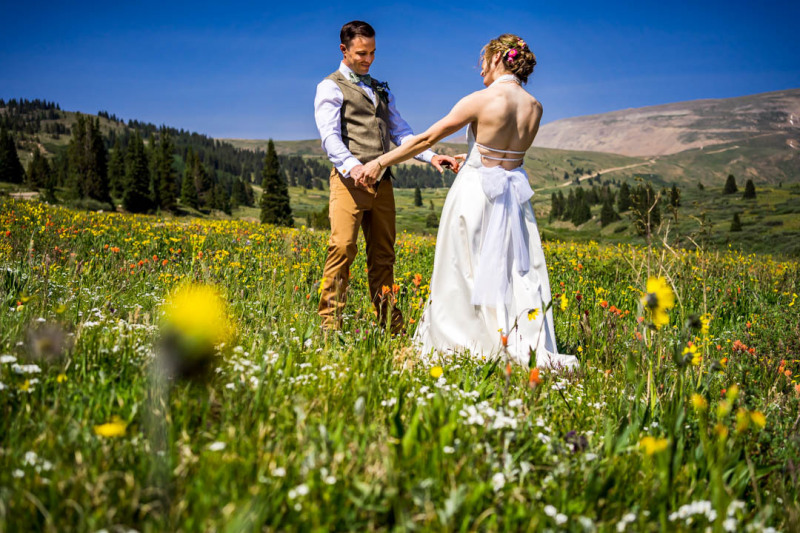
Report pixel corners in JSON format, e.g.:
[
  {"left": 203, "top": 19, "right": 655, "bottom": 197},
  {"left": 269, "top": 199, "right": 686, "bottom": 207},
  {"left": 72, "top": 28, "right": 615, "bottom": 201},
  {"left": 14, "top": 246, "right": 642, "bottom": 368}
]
[{"left": 1, "top": 197, "right": 798, "bottom": 531}]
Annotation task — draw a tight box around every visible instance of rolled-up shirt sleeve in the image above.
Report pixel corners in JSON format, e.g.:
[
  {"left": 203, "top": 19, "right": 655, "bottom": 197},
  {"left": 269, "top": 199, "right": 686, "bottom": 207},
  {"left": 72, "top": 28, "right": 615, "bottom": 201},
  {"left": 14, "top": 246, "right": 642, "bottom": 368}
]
[
  {"left": 386, "top": 90, "right": 437, "bottom": 164},
  {"left": 314, "top": 79, "right": 361, "bottom": 177}
]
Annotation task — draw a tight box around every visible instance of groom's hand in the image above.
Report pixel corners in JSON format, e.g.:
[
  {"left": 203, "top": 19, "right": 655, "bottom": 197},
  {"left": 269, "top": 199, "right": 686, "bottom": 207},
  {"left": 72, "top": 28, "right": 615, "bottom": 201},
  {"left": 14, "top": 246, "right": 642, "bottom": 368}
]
[
  {"left": 431, "top": 154, "right": 460, "bottom": 174},
  {"left": 350, "top": 165, "right": 370, "bottom": 189}
]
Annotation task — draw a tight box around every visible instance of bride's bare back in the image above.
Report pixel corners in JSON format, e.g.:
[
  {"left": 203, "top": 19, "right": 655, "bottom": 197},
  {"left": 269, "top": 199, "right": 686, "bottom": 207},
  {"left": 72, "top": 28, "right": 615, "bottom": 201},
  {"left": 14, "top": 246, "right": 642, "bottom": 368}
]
[{"left": 472, "top": 81, "right": 542, "bottom": 169}]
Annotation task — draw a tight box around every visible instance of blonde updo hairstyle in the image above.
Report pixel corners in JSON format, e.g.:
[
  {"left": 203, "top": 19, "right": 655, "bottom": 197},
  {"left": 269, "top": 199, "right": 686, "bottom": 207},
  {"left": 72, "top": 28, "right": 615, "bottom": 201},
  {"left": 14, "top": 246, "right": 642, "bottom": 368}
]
[{"left": 483, "top": 34, "right": 536, "bottom": 84}]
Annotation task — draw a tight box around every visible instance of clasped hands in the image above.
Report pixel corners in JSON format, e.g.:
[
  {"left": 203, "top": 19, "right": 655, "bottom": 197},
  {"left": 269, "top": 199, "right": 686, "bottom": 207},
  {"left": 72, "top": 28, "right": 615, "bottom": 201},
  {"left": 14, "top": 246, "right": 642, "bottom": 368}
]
[{"left": 351, "top": 154, "right": 465, "bottom": 190}]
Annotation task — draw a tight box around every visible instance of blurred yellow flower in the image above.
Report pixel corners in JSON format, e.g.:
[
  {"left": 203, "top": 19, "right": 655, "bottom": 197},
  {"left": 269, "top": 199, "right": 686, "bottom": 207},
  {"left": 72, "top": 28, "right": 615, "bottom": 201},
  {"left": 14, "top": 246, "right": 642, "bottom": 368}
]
[
  {"left": 162, "top": 284, "right": 233, "bottom": 347},
  {"left": 735, "top": 408, "right": 749, "bottom": 433},
  {"left": 691, "top": 394, "right": 707, "bottom": 410},
  {"left": 56, "top": 373, "right": 68, "bottom": 383},
  {"left": 640, "top": 277, "right": 675, "bottom": 329},
  {"left": 750, "top": 411, "right": 766, "bottom": 429},
  {"left": 94, "top": 416, "right": 127, "bottom": 438},
  {"left": 639, "top": 436, "right": 669, "bottom": 456},
  {"left": 527, "top": 308, "right": 540, "bottom": 321},
  {"left": 430, "top": 366, "right": 443, "bottom": 379}
]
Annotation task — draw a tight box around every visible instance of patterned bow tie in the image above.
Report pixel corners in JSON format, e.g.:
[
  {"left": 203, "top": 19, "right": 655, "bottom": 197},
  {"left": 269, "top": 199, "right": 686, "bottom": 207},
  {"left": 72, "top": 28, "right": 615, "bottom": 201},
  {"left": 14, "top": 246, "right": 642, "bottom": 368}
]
[{"left": 349, "top": 72, "right": 372, "bottom": 85}]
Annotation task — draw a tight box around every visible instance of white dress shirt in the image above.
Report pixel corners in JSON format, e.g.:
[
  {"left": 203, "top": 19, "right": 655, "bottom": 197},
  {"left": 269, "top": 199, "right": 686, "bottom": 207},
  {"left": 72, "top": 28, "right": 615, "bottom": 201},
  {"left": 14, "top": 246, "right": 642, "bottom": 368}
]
[{"left": 314, "top": 62, "right": 436, "bottom": 177}]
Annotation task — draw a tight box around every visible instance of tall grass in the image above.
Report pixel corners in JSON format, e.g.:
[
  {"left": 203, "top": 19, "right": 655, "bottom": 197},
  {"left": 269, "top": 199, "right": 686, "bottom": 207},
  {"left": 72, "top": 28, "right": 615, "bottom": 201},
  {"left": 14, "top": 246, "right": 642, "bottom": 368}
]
[{"left": 1, "top": 197, "right": 798, "bottom": 531}]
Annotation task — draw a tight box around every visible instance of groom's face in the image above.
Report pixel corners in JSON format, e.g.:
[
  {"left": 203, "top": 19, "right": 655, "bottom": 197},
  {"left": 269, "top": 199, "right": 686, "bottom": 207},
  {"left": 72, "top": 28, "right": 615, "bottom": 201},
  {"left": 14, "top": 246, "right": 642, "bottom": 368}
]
[{"left": 340, "top": 36, "right": 376, "bottom": 76}]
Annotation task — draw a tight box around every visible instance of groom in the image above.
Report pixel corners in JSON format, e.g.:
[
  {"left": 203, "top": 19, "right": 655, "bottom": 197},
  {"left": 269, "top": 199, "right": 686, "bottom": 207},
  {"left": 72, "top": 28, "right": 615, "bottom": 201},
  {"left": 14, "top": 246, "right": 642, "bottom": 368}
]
[{"left": 314, "top": 20, "right": 456, "bottom": 333}]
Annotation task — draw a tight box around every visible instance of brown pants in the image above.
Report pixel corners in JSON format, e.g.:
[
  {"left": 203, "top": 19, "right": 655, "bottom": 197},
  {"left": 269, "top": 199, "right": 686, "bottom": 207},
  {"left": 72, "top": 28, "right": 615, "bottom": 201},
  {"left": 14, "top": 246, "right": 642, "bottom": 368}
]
[{"left": 318, "top": 169, "right": 403, "bottom": 331}]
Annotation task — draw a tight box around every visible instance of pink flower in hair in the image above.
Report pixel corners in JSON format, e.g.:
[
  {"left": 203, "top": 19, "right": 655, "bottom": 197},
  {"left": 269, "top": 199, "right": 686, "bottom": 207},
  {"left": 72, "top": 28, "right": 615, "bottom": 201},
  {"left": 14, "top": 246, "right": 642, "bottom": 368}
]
[{"left": 507, "top": 48, "right": 518, "bottom": 62}]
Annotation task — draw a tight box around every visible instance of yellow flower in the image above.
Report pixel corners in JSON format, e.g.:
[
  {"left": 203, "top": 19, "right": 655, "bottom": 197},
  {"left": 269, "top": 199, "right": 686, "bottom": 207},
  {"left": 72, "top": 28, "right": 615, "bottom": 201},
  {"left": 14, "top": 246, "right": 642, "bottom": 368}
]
[
  {"left": 714, "top": 423, "right": 729, "bottom": 439},
  {"left": 162, "top": 284, "right": 233, "bottom": 347},
  {"left": 726, "top": 384, "right": 739, "bottom": 401},
  {"left": 559, "top": 293, "right": 568, "bottom": 311},
  {"left": 56, "top": 373, "right": 68, "bottom": 383},
  {"left": 640, "top": 277, "right": 675, "bottom": 329},
  {"left": 639, "top": 436, "right": 669, "bottom": 456},
  {"left": 527, "top": 308, "right": 540, "bottom": 321},
  {"left": 430, "top": 366, "right": 443, "bottom": 379},
  {"left": 750, "top": 411, "right": 766, "bottom": 429},
  {"left": 735, "top": 408, "right": 749, "bottom": 433},
  {"left": 700, "top": 314, "right": 711, "bottom": 335},
  {"left": 717, "top": 399, "right": 732, "bottom": 418},
  {"left": 94, "top": 416, "right": 127, "bottom": 438},
  {"left": 19, "top": 380, "right": 30, "bottom": 392},
  {"left": 691, "top": 394, "right": 708, "bottom": 411}
]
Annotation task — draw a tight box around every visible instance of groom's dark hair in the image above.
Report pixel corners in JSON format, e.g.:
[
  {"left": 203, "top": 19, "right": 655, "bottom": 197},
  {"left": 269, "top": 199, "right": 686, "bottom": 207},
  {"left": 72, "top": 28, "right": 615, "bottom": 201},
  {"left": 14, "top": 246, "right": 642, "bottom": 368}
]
[{"left": 340, "top": 21, "right": 375, "bottom": 46}]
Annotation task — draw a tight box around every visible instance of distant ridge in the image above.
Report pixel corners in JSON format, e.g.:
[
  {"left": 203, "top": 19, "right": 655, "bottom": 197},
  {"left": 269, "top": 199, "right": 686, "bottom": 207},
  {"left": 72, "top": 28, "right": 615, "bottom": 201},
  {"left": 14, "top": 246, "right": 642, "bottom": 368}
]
[{"left": 534, "top": 88, "right": 800, "bottom": 156}]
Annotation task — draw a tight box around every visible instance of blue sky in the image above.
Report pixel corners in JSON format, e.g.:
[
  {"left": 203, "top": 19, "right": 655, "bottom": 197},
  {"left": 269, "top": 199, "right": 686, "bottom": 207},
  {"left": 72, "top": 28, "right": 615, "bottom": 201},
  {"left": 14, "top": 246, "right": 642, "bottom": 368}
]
[{"left": 1, "top": 1, "right": 798, "bottom": 140}]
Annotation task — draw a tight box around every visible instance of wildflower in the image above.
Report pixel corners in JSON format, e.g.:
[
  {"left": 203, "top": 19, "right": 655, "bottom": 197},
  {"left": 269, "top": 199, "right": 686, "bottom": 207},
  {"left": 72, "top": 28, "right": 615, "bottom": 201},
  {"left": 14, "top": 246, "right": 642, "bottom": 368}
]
[
  {"left": 691, "top": 394, "right": 707, "bottom": 411},
  {"left": 527, "top": 308, "right": 540, "bottom": 321},
  {"left": 94, "top": 416, "right": 127, "bottom": 438},
  {"left": 683, "top": 343, "right": 701, "bottom": 366},
  {"left": 412, "top": 273, "right": 422, "bottom": 287},
  {"left": 749, "top": 411, "right": 766, "bottom": 429},
  {"left": 162, "top": 284, "right": 232, "bottom": 348},
  {"left": 700, "top": 314, "right": 711, "bottom": 335},
  {"left": 735, "top": 409, "right": 749, "bottom": 433},
  {"left": 491, "top": 472, "right": 505, "bottom": 492},
  {"left": 500, "top": 333, "right": 509, "bottom": 347},
  {"left": 714, "top": 423, "right": 729, "bottom": 439},
  {"left": 599, "top": 300, "right": 608, "bottom": 309},
  {"left": 528, "top": 367, "right": 541, "bottom": 388},
  {"left": 56, "top": 373, "right": 67, "bottom": 383},
  {"left": 640, "top": 276, "right": 675, "bottom": 329},
  {"left": 160, "top": 284, "right": 233, "bottom": 379},
  {"left": 559, "top": 293, "right": 568, "bottom": 311},
  {"left": 430, "top": 366, "right": 443, "bottom": 379},
  {"left": 639, "top": 436, "right": 669, "bottom": 455},
  {"left": 208, "top": 441, "right": 226, "bottom": 451}
]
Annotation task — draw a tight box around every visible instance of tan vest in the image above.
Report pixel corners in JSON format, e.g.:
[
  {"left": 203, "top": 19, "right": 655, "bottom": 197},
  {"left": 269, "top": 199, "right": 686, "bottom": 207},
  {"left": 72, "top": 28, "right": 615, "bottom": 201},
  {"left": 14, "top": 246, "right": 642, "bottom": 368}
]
[{"left": 327, "top": 70, "right": 392, "bottom": 178}]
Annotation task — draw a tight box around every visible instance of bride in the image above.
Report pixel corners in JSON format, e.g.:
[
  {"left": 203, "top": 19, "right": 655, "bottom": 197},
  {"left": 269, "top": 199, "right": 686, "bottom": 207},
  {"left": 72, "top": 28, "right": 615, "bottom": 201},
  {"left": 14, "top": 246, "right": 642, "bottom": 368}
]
[{"left": 362, "top": 34, "right": 578, "bottom": 369}]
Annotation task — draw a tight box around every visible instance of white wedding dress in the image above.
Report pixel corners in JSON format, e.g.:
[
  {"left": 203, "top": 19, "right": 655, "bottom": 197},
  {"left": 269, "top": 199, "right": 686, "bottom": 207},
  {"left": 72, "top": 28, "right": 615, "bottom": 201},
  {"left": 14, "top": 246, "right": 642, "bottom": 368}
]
[{"left": 413, "top": 123, "right": 578, "bottom": 370}]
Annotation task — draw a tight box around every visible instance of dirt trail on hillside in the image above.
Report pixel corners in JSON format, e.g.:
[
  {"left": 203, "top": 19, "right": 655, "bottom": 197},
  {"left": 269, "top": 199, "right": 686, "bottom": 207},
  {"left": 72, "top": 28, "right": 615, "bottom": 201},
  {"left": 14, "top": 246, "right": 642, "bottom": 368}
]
[
  {"left": 8, "top": 192, "right": 40, "bottom": 200},
  {"left": 558, "top": 159, "right": 657, "bottom": 187}
]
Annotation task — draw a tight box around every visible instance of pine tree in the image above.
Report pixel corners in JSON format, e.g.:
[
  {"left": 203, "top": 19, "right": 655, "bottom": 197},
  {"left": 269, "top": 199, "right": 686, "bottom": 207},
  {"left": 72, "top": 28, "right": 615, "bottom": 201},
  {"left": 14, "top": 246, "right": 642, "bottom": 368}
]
[
  {"left": 630, "top": 184, "right": 661, "bottom": 236},
  {"left": 549, "top": 192, "right": 562, "bottom": 221},
  {"left": 743, "top": 179, "right": 756, "bottom": 199},
  {"left": 730, "top": 212, "right": 742, "bottom": 232},
  {"left": 600, "top": 197, "right": 619, "bottom": 227},
  {"left": 413, "top": 187, "right": 423, "bottom": 207},
  {"left": 155, "top": 127, "right": 177, "bottom": 212},
  {"left": 25, "top": 148, "right": 50, "bottom": 189},
  {"left": 0, "top": 128, "right": 26, "bottom": 184},
  {"left": 571, "top": 188, "right": 592, "bottom": 226},
  {"left": 108, "top": 138, "right": 126, "bottom": 199},
  {"left": 259, "top": 139, "right": 293, "bottom": 227},
  {"left": 232, "top": 177, "right": 248, "bottom": 207},
  {"left": 67, "top": 115, "right": 110, "bottom": 203},
  {"left": 670, "top": 184, "right": 681, "bottom": 207},
  {"left": 86, "top": 117, "right": 110, "bottom": 203},
  {"left": 180, "top": 148, "right": 199, "bottom": 209},
  {"left": 723, "top": 174, "right": 738, "bottom": 194},
  {"left": 617, "top": 182, "right": 632, "bottom": 212},
  {"left": 563, "top": 189, "right": 575, "bottom": 221},
  {"left": 122, "top": 131, "right": 154, "bottom": 213}
]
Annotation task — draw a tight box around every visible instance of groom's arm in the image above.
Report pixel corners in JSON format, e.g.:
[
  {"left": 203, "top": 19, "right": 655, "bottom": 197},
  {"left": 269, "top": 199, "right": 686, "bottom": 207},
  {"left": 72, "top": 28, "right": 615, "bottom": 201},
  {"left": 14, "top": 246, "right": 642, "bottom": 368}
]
[{"left": 314, "top": 79, "right": 362, "bottom": 178}]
